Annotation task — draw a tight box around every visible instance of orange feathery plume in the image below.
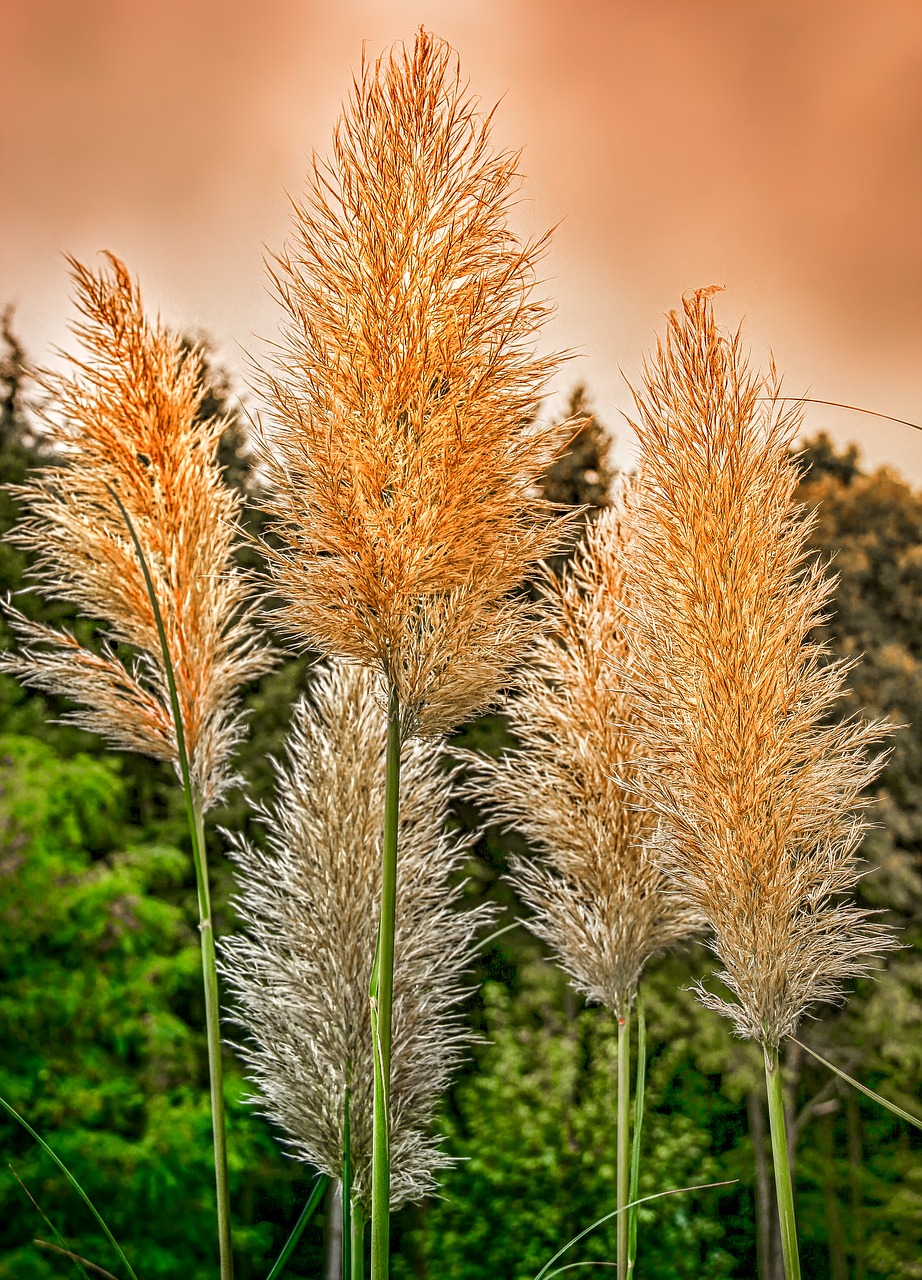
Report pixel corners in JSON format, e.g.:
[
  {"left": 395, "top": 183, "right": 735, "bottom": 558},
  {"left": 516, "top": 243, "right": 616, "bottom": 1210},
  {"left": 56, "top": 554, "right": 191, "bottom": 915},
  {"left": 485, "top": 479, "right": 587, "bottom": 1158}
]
[
  {"left": 623, "top": 288, "right": 895, "bottom": 1051},
  {"left": 1, "top": 254, "right": 273, "bottom": 809},
  {"left": 255, "top": 28, "right": 579, "bottom": 738}
]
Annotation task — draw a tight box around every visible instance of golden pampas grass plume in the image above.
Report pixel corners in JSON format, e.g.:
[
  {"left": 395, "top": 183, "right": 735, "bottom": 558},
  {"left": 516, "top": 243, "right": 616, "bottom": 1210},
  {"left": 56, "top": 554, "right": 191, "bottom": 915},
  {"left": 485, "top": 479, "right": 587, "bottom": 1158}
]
[
  {"left": 0, "top": 255, "right": 273, "bottom": 809},
  {"left": 622, "top": 288, "right": 896, "bottom": 1052},
  {"left": 254, "top": 28, "right": 580, "bottom": 739}
]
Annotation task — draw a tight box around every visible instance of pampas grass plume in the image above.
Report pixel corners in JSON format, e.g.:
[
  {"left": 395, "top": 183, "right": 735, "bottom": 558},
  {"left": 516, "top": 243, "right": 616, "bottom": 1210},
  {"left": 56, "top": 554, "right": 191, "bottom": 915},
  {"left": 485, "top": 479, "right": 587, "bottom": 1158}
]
[
  {"left": 255, "top": 28, "right": 579, "bottom": 738},
  {"left": 219, "top": 660, "right": 492, "bottom": 1208},
  {"left": 0, "top": 255, "right": 273, "bottom": 809},
  {"left": 623, "top": 288, "right": 896, "bottom": 1052},
  {"left": 463, "top": 502, "right": 696, "bottom": 1020}
]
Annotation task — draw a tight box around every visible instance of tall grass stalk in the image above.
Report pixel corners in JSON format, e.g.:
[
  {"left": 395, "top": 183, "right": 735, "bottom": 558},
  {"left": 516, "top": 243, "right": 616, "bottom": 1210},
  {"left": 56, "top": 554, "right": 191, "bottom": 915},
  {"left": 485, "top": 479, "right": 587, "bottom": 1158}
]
[
  {"left": 461, "top": 507, "right": 697, "bottom": 1274},
  {"left": 343, "top": 1091, "right": 353, "bottom": 1280},
  {"left": 255, "top": 30, "right": 577, "bottom": 1274},
  {"left": 370, "top": 688, "right": 401, "bottom": 1272},
  {"left": 114, "top": 490, "right": 232, "bottom": 1279},
  {"left": 351, "top": 1202, "right": 366, "bottom": 1280},
  {"left": 626, "top": 988, "right": 646, "bottom": 1278},
  {"left": 622, "top": 287, "right": 897, "bottom": 1280},
  {"left": 616, "top": 1011, "right": 630, "bottom": 1279},
  {"left": 764, "top": 1048, "right": 801, "bottom": 1280},
  {"left": 0, "top": 256, "right": 272, "bottom": 1280},
  {"left": 220, "top": 662, "right": 494, "bottom": 1259}
]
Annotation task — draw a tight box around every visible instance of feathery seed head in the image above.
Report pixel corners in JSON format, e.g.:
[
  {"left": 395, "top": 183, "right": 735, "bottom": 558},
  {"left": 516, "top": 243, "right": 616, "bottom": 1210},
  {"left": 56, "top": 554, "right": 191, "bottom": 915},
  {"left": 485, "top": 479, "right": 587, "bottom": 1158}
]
[
  {"left": 623, "top": 288, "right": 896, "bottom": 1050},
  {"left": 0, "top": 255, "right": 274, "bottom": 809},
  {"left": 219, "top": 659, "right": 492, "bottom": 1208},
  {"left": 256, "top": 28, "right": 579, "bottom": 738},
  {"left": 462, "top": 501, "right": 696, "bottom": 1020}
]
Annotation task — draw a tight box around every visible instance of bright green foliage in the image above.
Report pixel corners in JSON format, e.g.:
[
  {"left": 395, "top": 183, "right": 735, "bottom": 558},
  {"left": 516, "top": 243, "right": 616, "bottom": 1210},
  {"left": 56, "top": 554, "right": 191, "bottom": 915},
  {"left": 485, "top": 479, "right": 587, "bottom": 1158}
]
[
  {"left": 0, "top": 734, "right": 319, "bottom": 1279},
  {"left": 394, "top": 964, "right": 735, "bottom": 1280}
]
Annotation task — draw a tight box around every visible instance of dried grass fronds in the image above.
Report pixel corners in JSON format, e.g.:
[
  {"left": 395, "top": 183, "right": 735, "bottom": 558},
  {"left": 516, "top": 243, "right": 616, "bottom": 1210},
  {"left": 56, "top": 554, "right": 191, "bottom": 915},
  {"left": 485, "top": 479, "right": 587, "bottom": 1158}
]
[
  {"left": 256, "top": 28, "right": 578, "bottom": 738},
  {"left": 219, "top": 660, "right": 491, "bottom": 1208},
  {"left": 623, "top": 288, "right": 896, "bottom": 1050},
  {"left": 0, "top": 255, "right": 273, "bottom": 809},
  {"left": 463, "top": 502, "right": 696, "bottom": 1020}
]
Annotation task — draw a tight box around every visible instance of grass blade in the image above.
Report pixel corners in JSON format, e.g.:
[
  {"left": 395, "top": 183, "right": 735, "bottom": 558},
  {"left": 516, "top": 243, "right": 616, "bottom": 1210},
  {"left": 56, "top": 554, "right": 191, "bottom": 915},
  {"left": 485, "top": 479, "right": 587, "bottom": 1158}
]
[
  {"left": 0, "top": 1104, "right": 139, "bottom": 1280},
  {"left": 9, "top": 1165, "right": 91, "bottom": 1280},
  {"left": 473, "top": 920, "right": 520, "bottom": 954},
  {"left": 626, "top": 988, "right": 646, "bottom": 1277},
  {"left": 532, "top": 1180, "right": 736, "bottom": 1280},
  {"left": 265, "top": 1174, "right": 329, "bottom": 1280},
  {"left": 790, "top": 1037, "right": 922, "bottom": 1131},
  {"left": 34, "top": 1240, "right": 120, "bottom": 1280},
  {"left": 544, "top": 1266, "right": 617, "bottom": 1277}
]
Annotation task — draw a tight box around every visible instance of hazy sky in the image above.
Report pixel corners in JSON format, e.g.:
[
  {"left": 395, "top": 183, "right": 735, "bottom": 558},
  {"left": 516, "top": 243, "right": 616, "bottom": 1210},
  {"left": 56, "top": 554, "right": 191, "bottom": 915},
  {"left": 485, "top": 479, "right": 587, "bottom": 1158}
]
[{"left": 4, "top": 0, "right": 922, "bottom": 479}]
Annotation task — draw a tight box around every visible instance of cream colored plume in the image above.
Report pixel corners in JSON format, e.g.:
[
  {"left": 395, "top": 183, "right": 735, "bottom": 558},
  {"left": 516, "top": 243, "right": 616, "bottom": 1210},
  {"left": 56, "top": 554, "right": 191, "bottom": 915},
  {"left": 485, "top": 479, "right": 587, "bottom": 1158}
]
[
  {"left": 255, "top": 28, "right": 578, "bottom": 738},
  {"left": 219, "top": 660, "right": 492, "bottom": 1208},
  {"left": 0, "top": 255, "right": 273, "bottom": 810},
  {"left": 623, "top": 288, "right": 895, "bottom": 1050},
  {"left": 463, "top": 504, "right": 696, "bottom": 1020}
]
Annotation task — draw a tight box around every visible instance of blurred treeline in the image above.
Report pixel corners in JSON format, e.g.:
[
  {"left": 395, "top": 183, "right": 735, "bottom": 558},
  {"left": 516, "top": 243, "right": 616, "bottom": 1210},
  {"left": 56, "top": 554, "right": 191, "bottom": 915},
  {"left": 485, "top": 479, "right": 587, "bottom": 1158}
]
[{"left": 0, "top": 319, "right": 919, "bottom": 1280}]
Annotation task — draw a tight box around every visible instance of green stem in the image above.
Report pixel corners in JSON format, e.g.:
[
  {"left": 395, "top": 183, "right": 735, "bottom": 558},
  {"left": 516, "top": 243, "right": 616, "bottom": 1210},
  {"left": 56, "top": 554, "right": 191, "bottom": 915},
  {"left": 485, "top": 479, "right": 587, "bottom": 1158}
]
[
  {"left": 370, "top": 686, "right": 401, "bottom": 1280},
  {"left": 110, "top": 489, "right": 233, "bottom": 1279},
  {"left": 764, "top": 1045, "right": 801, "bottom": 1280},
  {"left": 342, "top": 1090, "right": 352, "bottom": 1280},
  {"left": 617, "top": 1010, "right": 631, "bottom": 1280},
  {"left": 193, "top": 796, "right": 234, "bottom": 1280},
  {"left": 351, "top": 1201, "right": 366, "bottom": 1280},
  {"left": 626, "top": 988, "right": 646, "bottom": 1278}
]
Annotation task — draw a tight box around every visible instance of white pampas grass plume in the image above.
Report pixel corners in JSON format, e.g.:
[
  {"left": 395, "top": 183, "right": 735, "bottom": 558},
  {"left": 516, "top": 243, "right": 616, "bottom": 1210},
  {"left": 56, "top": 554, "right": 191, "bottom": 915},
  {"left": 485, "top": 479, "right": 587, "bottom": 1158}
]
[
  {"left": 462, "top": 503, "right": 696, "bottom": 1020},
  {"left": 219, "top": 659, "right": 492, "bottom": 1208},
  {"left": 0, "top": 255, "right": 273, "bottom": 809},
  {"left": 623, "top": 288, "right": 896, "bottom": 1051}
]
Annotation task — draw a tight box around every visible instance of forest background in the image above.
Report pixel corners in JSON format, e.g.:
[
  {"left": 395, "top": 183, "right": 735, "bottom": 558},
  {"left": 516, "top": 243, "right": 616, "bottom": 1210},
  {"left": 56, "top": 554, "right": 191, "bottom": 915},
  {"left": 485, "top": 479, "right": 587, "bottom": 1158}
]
[{"left": 0, "top": 312, "right": 920, "bottom": 1280}]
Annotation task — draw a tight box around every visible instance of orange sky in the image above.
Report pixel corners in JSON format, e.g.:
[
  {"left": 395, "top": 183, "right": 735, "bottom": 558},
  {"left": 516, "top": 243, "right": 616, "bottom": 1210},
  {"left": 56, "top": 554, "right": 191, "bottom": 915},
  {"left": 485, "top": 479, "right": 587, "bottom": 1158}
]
[{"left": 3, "top": 0, "right": 922, "bottom": 480}]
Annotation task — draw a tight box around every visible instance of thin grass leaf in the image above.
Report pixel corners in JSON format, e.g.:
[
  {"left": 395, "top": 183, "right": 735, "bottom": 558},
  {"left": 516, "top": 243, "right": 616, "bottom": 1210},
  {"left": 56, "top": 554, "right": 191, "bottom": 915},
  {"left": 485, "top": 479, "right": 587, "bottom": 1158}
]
[
  {"left": 790, "top": 1037, "right": 922, "bottom": 1131},
  {"left": 532, "top": 1180, "right": 737, "bottom": 1280},
  {"left": 761, "top": 396, "right": 922, "bottom": 434},
  {"left": 473, "top": 920, "right": 521, "bottom": 954},
  {"left": 1, "top": 1099, "right": 139, "bottom": 1280},
  {"left": 34, "top": 1240, "right": 121, "bottom": 1280},
  {"left": 265, "top": 1174, "right": 330, "bottom": 1280},
  {"left": 544, "top": 1266, "right": 617, "bottom": 1277},
  {"left": 626, "top": 988, "right": 647, "bottom": 1277},
  {"left": 9, "top": 1166, "right": 91, "bottom": 1280}
]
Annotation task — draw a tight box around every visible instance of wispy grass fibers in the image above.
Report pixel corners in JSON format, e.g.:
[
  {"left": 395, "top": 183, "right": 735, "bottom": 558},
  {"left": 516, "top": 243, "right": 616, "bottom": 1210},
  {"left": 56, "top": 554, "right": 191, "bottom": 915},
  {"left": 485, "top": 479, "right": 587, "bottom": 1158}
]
[
  {"left": 622, "top": 287, "right": 897, "bottom": 1279},
  {"left": 254, "top": 29, "right": 577, "bottom": 1274}
]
